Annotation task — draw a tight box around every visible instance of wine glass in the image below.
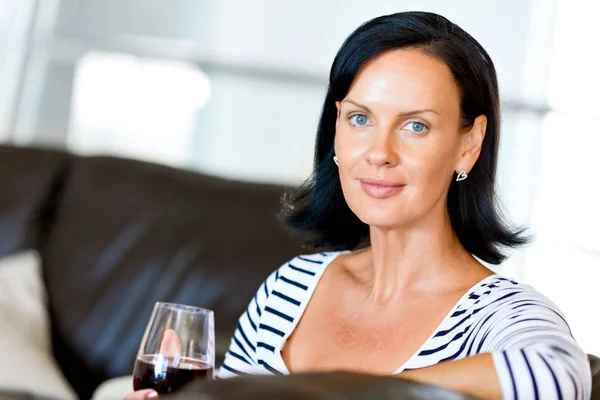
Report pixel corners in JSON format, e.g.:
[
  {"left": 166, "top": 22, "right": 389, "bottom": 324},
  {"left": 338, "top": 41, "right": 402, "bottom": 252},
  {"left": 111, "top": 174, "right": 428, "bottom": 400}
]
[{"left": 133, "top": 302, "right": 215, "bottom": 394}]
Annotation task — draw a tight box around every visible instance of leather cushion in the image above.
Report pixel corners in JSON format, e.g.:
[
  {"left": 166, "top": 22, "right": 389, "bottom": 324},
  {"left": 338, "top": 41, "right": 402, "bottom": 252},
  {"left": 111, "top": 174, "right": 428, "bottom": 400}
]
[
  {"left": 589, "top": 354, "right": 600, "bottom": 399},
  {"left": 39, "top": 155, "right": 303, "bottom": 399},
  {"left": 172, "top": 372, "right": 481, "bottom": 400},
  {"left": 0, "top": 145, "right": 68, "bottom": 258}
]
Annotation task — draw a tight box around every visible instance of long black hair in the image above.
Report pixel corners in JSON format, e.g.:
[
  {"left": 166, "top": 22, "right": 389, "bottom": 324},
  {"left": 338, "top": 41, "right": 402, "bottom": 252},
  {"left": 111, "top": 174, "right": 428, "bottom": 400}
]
[{"left": 282, "top": 11, "right": 529, "bottom": 264}]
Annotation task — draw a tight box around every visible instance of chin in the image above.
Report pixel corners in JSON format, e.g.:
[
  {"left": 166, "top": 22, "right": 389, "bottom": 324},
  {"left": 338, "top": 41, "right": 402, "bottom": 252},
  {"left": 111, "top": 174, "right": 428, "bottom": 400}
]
[{"left": 352, "top": 207, "right": 411, "bottom": 229}]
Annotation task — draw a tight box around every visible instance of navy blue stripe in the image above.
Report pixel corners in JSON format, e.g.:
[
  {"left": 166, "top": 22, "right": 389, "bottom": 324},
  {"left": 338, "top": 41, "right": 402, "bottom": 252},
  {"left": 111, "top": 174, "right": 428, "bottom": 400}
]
[
  {"left": 434, "top": 314, "right": 472, "bottom": 337},
  {"left": 544, "top": 307, "right": 571, "bottom": 335},
  {"left": 496, "top": 277, "right": 518, "bottom": 285},
  {"left": 228, "top": 350, "right": 252, "bottom": 366},
  {"left": 289, "top": 263, "right": 316, "bottom": 276},
  {"left": 508, "top": 298, "right": 538, "bottom": 306},
  {"left": 272, "top": 290, "right": 301, "bottom": 306},
  {"left": 254, "top": 295, "right": 262, "bottom": 317},
  {"left": 463, "top": 310, "right": 495, "bottom": 356},
  {"left": 493, "top": 327, "right": 551, "bottom": 351},
  {"left": 237, "top": 322, "right": 256, "bottom": 352},
  {"left": 297, "top": 256, "right": 323, "bottom": 264},
  {"left": 521, "top": 350, "right": 539, "bottom": 400},
  {"left": 567, "top": 371, "right": 579, "bottom": 400},
  {"left": 512, "top": 302, "right": 538, "bottom": 310},
  {"left": 264, "top": 280, "right": 269, "bottom": 298},
  {"left": 451, "top": 309, "right": 467, "bottom": 317},
  {"left": 503, "top": 352, "right": 519, "bottom": 400},
  {"left": 474, "top": 309, "right": 502, "bottom": 353},
  {"left": 442, "top": 307, "right": 510, "bottom": 363},
  {"left": 279, "top": 275, "right": 308, "bottom": 290},
  {"left": 221, "top": 363, "right": 249, "bottom": 376},
  {"left": 275, "top": 268, "right": 280, "bottom": 281},
  {"left": 464, "top": 319, "right": 487, "bottom": 356},
  {"left": 539, "top": 353, "right": 563, "bottom": 400},
  {"left": 539, "top": 306, "right": 571, "bottom": 334},
  {"left": 509, "top": 318, "right": 559, "bottom": 328},
  {"left": 265, "top": 306, "right": 294, "bottom": 322},
  {"left": 504, "top": 298, "right": 571, "bottom": 335},
  {"left": 423, "top": 295, "right": 538, "bottom": 361},
  {"left": 233, "top": 336, "right": 253, "bottom": 361},
  {"left": 258, "top": 359, "right": 284, "bottom": 375},
  {"left": 259, "top": 323, "right": 285, "bottom": 337},
  {"left": 477, "top": 330, "right": 492, "bottom": 354},
  {"left": 550, "top": 346, "right": 573, "bottom": 358},
  {"left": 246, "top": 309, "right": 257, "bottom": 332},
  {"left": 419, "top": 325, "right": 470, "bottom": 356},
  {"left": 257, "top": 342, "right": 275, "bottom": 352},
  {"left": 471, "top": 291, "right": 520, "bottom": 315},
  {"left": 438, "top": 323, "right": 481, "bottom": 362}
]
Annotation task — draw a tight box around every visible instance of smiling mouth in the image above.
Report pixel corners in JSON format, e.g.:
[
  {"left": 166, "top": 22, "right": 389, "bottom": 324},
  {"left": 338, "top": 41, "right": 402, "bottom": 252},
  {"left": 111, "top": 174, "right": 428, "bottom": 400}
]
[{"left": 359, "top": 180, "right": 405, "bottom": 199}]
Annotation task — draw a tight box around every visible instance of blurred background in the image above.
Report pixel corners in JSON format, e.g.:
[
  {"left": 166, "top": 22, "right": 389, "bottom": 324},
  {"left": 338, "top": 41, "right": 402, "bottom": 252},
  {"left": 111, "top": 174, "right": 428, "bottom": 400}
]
[{"left": 0, "top": 0, "right": 598, "bottom": 354}]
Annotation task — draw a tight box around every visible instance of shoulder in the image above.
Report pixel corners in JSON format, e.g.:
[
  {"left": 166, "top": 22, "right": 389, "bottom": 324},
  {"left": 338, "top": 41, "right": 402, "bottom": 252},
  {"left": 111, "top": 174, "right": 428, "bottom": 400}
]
[
  {"left": 255, "top": 251, "right": 347, "bottom": 307},
  {"left": 469, "top": 275, "right": 563, "bottom": 311},
  {"left": 460, "top": 274, "right": 570, "bottom": 332},
  {"left": 268, "top": 251, "right": 348, "bottom": 281}
]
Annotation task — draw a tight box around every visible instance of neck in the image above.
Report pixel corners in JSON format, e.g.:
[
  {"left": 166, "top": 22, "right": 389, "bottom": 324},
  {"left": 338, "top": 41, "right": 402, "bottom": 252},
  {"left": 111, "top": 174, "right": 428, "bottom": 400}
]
[{"left": 349, "top": 208, "right": 484, "bottom": 305}]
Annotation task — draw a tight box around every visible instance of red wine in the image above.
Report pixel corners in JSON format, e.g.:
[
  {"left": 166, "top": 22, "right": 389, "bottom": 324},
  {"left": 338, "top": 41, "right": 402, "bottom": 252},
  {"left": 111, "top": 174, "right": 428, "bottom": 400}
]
[{"left": 133, "top": 354, "right": 213, "bottom": 393}]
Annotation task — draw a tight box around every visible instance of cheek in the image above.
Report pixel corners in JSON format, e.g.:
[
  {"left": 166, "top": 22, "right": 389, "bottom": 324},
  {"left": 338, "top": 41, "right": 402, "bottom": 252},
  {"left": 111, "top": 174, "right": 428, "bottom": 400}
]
[
  {"left": 409, "top": 141, "right": 457, "bottom": 191},
  {"left": 335, "top": 125, "right": 371, "bottom": 162}
]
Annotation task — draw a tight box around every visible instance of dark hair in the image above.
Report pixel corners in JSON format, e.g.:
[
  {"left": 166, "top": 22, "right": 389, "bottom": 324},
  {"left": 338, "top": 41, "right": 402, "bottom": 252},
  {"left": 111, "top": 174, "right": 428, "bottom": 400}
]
[{"left": 281, "top": 11, "right": 528, "bottom": 264}]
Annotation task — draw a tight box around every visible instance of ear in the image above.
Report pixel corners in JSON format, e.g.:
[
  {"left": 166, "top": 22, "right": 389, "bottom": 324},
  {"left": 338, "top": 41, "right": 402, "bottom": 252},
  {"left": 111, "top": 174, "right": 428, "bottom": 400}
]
[{"left": 457, "top": 115, "right": 487, "bottom": 173}]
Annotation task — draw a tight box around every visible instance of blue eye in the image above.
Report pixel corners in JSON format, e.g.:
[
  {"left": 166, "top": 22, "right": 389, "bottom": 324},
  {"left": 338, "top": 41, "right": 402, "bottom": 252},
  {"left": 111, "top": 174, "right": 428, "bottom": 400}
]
[
  {"left": 349, "top": 114, "right": 370, "bottom": 126},
  {"left": 405, "top": 121, "right": 428, "bottom": 133}
]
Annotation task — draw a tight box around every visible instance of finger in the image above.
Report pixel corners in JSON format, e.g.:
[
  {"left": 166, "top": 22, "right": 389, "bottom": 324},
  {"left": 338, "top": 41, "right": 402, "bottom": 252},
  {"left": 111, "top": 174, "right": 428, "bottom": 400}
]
[
  {"left": 124, "top": 389, "right": 158, "bottom": 400},
  {"left": 159, "top": 329, "right": 182, "bottom": 358}
]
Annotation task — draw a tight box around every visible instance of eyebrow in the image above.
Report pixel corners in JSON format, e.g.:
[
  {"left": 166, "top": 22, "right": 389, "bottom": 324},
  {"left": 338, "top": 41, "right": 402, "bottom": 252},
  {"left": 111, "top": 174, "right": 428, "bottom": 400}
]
[{"left": 341, "top": 99, "right": 439, "bottom": 117}]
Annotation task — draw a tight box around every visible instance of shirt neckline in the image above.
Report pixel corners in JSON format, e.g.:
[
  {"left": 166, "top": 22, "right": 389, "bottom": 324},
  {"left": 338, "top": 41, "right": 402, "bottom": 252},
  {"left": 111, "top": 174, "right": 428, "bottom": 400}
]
[
  {"left": 392, "top": 272, "right": 499, "bottom": 374},
  {"left": 270, "top": 252, "right": 499, "bottom": 375}
]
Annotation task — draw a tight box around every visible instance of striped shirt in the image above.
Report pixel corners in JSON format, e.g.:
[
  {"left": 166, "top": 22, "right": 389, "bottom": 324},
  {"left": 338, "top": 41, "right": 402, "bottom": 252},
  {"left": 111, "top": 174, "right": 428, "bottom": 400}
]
[{"left": 218, "top": 251, "right": 592, "bottom": 399}]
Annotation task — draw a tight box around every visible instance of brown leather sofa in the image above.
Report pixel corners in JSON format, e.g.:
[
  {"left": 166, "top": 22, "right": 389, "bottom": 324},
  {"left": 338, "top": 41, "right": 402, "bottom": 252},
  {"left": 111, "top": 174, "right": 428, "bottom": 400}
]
[
  {"left": 0, "top": 144, "right": 306, "bottom": 399},
  {"left": 1, "top": 144, "right": 598, "bottom": 400}
]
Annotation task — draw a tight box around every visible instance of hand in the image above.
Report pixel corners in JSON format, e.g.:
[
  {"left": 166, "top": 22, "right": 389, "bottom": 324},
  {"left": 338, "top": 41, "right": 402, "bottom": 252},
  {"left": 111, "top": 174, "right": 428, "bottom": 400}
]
[{"left": 124, "top": 389, "right": 158, "bottom": 399}]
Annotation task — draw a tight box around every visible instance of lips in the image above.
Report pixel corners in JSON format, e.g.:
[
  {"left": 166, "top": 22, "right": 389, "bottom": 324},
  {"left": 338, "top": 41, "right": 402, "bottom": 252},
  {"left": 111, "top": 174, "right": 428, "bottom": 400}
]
[{"left": 359, "top": 179, "right": 405, "bottom": 199}]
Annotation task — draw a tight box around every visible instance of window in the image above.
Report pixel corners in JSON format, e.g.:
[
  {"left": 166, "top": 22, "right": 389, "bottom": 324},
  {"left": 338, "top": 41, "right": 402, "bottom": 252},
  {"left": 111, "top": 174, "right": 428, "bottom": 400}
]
[
  {"left": 520, "top": 0, "right": 600, "bottom": 355},
  {"left": 67, "top": 52, "right": 211, "bottom": 168}
]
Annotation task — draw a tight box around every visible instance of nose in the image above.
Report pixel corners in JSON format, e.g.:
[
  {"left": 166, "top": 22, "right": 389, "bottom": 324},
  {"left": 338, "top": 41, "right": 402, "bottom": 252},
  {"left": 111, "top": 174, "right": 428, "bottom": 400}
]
[{"left": 365, "top": 130, "right": 399, "bottom": 167}]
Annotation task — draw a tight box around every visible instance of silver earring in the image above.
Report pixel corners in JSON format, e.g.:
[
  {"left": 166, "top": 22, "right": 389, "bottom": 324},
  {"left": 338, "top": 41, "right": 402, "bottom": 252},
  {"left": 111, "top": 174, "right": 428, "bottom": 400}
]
[
  {"left": 333, "top": 156, "right": 339, "bottom": 166},
  {"left": 456, "top": 170, "right": 468, "bottom": 182}
]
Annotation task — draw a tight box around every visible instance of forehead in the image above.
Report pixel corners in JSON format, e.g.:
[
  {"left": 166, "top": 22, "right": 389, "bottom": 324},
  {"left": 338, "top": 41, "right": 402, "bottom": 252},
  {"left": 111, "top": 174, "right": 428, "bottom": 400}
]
[{"left": 345, "top": 48, "right": 461, "bottom": 113}]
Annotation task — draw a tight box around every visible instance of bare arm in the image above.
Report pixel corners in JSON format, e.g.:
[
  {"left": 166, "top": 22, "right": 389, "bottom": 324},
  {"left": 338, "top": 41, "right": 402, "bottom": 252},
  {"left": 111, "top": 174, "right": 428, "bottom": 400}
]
[{"left": 399, "top": 353, "right": 501, "bottom": 399}]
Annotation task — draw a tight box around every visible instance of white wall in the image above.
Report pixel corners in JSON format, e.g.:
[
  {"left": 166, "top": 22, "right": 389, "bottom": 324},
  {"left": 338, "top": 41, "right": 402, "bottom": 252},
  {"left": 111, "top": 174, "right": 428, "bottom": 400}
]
[
  {"left": 53, "top": 0, "right": 551, "bottom": 103},
  {"left": 0, "top": 0, "right": 36, "bottom": 140},
  {"left": 191, "top": 71, "right": 325, "bottom": 183}
]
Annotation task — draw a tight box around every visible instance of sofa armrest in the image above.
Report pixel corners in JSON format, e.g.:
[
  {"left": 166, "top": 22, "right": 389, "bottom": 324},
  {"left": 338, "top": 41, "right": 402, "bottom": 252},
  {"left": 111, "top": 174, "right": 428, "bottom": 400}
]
[
  {"left": 589, "top": 354, "right": 600, "bottom": 400},
  {"left": 170, "top": 372, "right": 480, "bottom": 400}
]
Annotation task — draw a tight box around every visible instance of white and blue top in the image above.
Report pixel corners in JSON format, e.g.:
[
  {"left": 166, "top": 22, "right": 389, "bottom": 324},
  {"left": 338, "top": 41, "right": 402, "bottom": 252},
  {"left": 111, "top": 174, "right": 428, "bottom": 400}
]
[{"left": 217, "top": 251, "right": 592, "bottom": 399}]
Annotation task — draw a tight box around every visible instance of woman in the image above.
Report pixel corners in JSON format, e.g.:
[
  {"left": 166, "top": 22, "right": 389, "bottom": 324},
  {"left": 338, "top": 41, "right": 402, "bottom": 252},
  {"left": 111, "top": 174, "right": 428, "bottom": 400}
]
[{"left": 129, "top": 11, "right": 591, "bottom": 400}]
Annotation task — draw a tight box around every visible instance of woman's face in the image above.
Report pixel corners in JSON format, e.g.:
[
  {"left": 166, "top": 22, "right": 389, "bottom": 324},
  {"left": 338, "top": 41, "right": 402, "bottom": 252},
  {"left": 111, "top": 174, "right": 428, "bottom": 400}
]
[{"left": 334, "top": 48, "right": 486, "bottom": 229}]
